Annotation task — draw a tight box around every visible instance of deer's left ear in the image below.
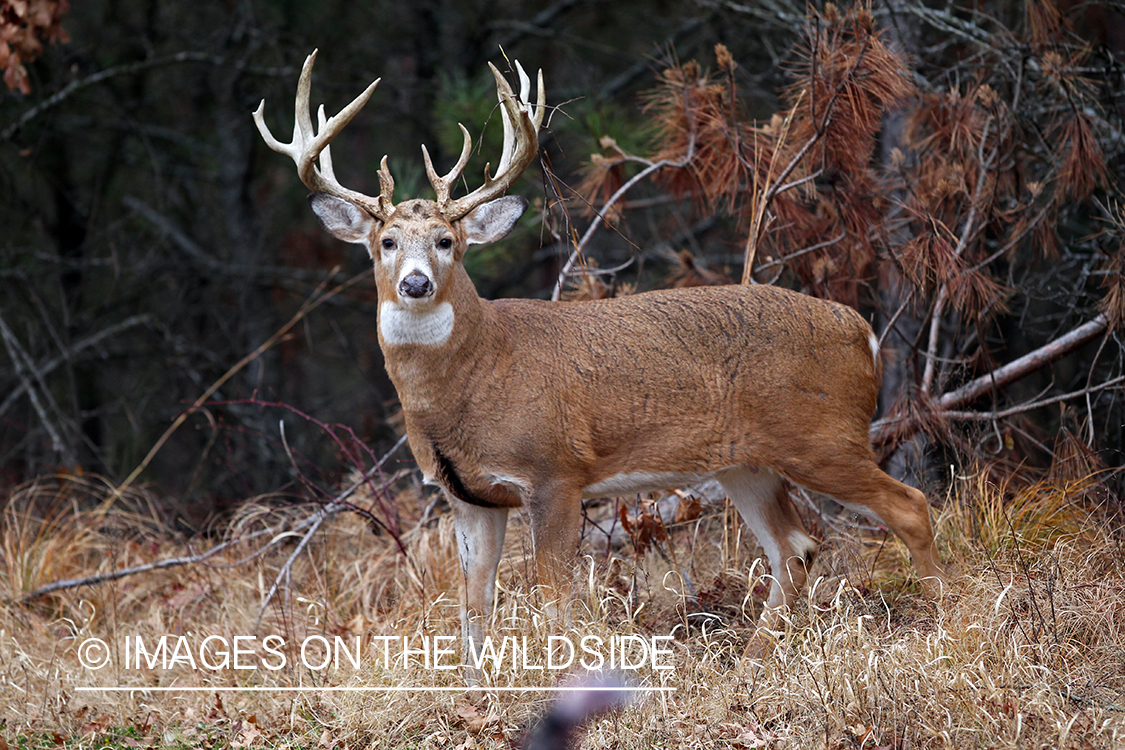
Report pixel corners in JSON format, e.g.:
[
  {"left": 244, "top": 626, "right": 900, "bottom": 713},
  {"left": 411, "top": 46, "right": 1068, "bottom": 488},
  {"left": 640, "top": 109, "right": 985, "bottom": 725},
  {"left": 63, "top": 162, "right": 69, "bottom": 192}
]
[{"left": 462, "top": 196, "right": 527, "bottom": 246}]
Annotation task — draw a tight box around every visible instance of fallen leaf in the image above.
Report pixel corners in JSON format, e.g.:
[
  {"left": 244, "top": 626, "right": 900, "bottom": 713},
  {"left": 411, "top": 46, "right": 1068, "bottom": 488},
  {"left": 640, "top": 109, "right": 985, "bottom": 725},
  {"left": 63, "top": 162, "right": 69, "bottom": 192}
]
[
  {"left": 674, "top": 493, "right": 703, "bottom": 523},
  {"left": 166, "top": 581, "right": 210, "bottom": 609},
  {"left": 455, "top": 703, "right": 498, "bottom": 733}
]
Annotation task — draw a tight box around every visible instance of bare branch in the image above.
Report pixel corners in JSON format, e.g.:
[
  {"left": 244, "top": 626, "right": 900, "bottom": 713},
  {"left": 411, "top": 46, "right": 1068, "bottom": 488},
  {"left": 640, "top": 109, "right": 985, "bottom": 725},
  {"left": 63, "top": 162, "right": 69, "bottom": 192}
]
[
  {"left": 755, "top": 231, "right": 846, "bottom": 272},
  {"left": 255, "top": 428, "right": 409, "bottom": 626},
  {"left": 3, "top": 52, "right": 293, "bottom": 141},
  {"left": 743, "top": 29, "right": 874, "bottom": 280},
  {"left": 0, "top": 310, "right": 77, "bottom": 465},
  {"left": 17, "top": 524, "right": 276, "bottom": 604},
  {"left": 551, "top": 153, "right": 695, "bottom": 301},
  {"left": 17, "top": 432, "right": 411, "bottom": 607},
  {"left": 871, "top": 313, "right": 1112, "bottom": 444},
  {"left": 254, "top": 503, "right": 337, "bottom": 627},
  {"left": 0, "top": 314, "right": 153, "bottom": 422},
  {"left": 921, "top": 119, "right": 996, "bottom": 395},
  {"left": 939, "top": 314, "right": 1111, "bottom": 412}
]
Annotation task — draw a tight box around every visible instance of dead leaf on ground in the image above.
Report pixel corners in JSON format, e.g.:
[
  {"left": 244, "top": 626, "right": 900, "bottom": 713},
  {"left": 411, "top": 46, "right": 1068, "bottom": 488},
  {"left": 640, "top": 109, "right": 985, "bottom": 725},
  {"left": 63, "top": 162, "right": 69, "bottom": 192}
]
[
  {"left": 674, "top": 492, "right": 703, "bottom": 524},
  {"left": 455, "top": 703, "right": 500, "bottom": 733}
]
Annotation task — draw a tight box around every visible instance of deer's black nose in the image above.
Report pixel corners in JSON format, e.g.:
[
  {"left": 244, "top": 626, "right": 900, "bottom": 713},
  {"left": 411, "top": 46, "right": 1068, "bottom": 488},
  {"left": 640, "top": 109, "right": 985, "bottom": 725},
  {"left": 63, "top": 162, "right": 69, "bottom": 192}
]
[{"left": 399, "top": 271, "right": 433, "bottom": 298}]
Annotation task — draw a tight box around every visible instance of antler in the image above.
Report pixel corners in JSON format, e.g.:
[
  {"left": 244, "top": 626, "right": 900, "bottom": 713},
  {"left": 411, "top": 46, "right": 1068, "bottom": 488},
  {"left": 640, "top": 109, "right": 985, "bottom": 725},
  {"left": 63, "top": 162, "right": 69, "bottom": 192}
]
[
  {"left": 425, "top": 60, "right": 546, "bottom": 221},
  {"left": 253, "top": 50, "right": 396, "bottom": 221}
]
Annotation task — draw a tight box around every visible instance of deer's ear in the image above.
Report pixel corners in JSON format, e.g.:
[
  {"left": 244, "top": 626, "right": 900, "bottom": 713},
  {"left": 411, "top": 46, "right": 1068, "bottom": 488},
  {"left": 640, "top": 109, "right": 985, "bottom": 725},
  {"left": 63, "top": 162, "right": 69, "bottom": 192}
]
[
  {"left": 462, "top": 196, "right": 527, "bottom": 246},
  {"left": 309, "top": 192, "right": 380, "bottom": 245}
]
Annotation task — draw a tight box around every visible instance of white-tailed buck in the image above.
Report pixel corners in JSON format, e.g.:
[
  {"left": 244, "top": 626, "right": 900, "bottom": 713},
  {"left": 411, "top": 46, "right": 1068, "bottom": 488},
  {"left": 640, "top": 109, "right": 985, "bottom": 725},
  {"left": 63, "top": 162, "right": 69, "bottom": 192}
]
[{"left": 255, "top": 51, "right": 943, "bottom": 661}]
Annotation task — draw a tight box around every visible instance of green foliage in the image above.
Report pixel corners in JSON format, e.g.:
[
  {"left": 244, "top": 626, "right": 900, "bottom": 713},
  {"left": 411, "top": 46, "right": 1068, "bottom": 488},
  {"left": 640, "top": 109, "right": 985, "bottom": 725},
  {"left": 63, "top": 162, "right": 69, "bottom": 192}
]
[
  {"left": 433, "top": 67, "right": 498, "bottom": 160},
  {"left": 580, "top": 102, "right": 648, "bottom": 159}
]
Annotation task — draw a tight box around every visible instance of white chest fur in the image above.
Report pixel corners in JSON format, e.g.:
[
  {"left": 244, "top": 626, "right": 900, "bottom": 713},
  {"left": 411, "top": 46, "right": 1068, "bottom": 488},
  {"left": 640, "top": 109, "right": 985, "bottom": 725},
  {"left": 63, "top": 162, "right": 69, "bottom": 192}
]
[{"left": 379, "top": 301, "right": 455, "bottom": 346}]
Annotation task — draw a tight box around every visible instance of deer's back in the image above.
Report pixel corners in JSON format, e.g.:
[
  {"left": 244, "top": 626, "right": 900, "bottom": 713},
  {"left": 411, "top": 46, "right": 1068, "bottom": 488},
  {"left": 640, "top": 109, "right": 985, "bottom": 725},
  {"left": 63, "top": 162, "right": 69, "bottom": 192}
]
[{"left": 477, "top": 284, "right": 881, "bottom": 478}]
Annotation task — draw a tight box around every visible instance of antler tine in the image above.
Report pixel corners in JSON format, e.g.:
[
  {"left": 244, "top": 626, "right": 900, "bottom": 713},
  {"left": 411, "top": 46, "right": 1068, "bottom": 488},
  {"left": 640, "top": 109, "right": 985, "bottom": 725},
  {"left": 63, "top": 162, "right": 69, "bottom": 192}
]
[
  {"left": 492, "top": 66, "right": 519, "bottom": 180},
  {"left": 421, "top": 123, "right": 473, "bottom": 209},
  {"left": 252, "top": 50, "right": 394, "bottom": 221},
  {"left": 531, "top": 66, "right": 547, "bottom": 130},
  {"left": 377, "top": 156, "right": 396, "bottom": 219},
  {"left": 496, "top": 61, "right": 546, "bottom": 175},
  {"left": 442, "top": 60, "right": 545, "bottom": 222},
  {"left": 294, "top": 51, "right": 317, "bottom": 151},
  {"left": 315, "top": 104, "right": 335, "bottom": 180}
]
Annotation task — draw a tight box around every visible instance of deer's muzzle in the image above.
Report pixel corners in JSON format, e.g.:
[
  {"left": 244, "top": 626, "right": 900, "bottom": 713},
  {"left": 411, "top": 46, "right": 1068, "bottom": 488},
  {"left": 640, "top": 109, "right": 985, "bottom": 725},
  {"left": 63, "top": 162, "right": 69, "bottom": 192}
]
[{"left": 399, "top": 271, "right": 434, "bottom": 299}]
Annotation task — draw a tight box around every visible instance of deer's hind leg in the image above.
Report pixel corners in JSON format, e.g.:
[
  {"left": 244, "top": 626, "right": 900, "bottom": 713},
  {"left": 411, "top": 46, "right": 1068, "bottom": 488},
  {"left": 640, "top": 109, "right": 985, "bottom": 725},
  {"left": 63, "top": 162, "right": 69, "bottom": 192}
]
[
  {"left": 717, "top": 466, "right": 817, "bottom": 656},
  {"left": 781, "top": 452, "right": 944, "bottom": 597}
]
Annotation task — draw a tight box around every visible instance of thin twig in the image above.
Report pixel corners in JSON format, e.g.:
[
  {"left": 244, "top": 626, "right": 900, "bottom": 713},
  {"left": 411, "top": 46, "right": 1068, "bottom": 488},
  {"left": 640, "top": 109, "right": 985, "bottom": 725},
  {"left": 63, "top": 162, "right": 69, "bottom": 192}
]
[
  {"left": 755, "top": 231, "right": 846, "bottom": 272},
  {"left": 876, "top": 289, "right": 917, "bottom": 351},
  {"left": 124, "top": 197, "right": 354, "bottom": 285},
  {"left": 255, "top": 428, "right": 411, "bottom": 626},
  {"left": 921, "top": 118, "right": 995, "bottom": 395},
  {"left": 551, "top": 154, "right": 694, "bottom": 301},
  {"left": 0, "top": 311, "right": 77, "bottom": 465},
  {"left": 743, "top": 29, "right": 872, "bottom": 280},
  {"left": 219, "top": 400, "right": 410, "bottom": 542},
  {"left": 3, "top": 53, "right": 293, "bottom": 141}
]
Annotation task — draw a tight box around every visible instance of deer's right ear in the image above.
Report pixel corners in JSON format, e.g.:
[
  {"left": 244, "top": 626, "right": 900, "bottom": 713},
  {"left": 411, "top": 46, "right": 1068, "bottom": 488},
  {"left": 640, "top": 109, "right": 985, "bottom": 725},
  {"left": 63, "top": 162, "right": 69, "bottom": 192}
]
[{"left": 309, "top": 192, "right": 379, "bottom": 246}]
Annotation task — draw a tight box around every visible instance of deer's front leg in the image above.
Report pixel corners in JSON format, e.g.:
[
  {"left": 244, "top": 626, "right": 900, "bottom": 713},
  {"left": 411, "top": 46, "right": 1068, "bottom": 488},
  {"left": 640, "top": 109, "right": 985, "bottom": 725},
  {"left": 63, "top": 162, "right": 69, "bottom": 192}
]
[
  {"left": 526, "top": 480, "right": 583, "bottom": 619},
  {"left": 451, "top": 496, "right": 508, "bottom": 667}
]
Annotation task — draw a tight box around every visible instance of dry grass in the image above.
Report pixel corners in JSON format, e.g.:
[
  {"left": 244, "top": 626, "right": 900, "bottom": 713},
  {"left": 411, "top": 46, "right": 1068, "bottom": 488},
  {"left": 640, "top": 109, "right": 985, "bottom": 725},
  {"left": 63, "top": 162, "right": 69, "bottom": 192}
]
[{"left": 1, "top": 468, "right": 1123, "bottom": 749}]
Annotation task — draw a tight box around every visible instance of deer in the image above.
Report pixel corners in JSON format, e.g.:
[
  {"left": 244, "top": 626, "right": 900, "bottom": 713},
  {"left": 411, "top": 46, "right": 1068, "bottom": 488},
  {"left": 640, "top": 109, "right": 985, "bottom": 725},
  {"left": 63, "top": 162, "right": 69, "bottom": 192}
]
[{"left": 254, "top": 51, "right": 944, "bottom": 664}]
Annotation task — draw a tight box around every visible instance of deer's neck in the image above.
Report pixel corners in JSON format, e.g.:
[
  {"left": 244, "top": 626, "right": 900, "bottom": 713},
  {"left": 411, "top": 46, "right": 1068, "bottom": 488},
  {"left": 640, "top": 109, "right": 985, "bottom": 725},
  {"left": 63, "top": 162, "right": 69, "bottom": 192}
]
[{"left": 378, "top": 267, "right": 501, "bottom": 413}]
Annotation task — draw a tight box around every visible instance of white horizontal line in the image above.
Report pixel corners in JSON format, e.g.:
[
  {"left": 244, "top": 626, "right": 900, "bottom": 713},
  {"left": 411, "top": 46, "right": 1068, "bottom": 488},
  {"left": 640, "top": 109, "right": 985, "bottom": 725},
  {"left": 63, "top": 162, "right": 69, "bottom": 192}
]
[{"left": 77, "top": 686, "right": 674, "bottom": 693}]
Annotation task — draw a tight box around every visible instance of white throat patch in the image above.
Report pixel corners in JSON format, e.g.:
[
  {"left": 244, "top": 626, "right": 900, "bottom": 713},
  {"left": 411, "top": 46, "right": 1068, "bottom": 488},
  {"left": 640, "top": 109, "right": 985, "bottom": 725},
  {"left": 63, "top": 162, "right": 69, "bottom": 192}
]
[{"left": 379, "top": 301, "right": 455, "bottom": 346}]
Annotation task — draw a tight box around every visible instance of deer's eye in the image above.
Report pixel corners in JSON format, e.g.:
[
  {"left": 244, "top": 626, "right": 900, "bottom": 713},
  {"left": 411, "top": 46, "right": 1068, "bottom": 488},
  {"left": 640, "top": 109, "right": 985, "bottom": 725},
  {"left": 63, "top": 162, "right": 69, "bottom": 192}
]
[
  {"left": 437, "top": 237, "right": 453, "bottom": 250},
  {"left": 381, "top": 238, "right": 395, "bottom": 250}
]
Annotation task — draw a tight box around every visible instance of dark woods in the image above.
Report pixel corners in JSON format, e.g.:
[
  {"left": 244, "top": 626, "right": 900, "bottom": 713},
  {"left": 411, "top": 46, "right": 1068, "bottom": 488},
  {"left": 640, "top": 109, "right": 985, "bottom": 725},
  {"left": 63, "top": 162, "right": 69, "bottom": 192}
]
[{"left": 2, "top": 0, "right": 1123, "bottom": 522}]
